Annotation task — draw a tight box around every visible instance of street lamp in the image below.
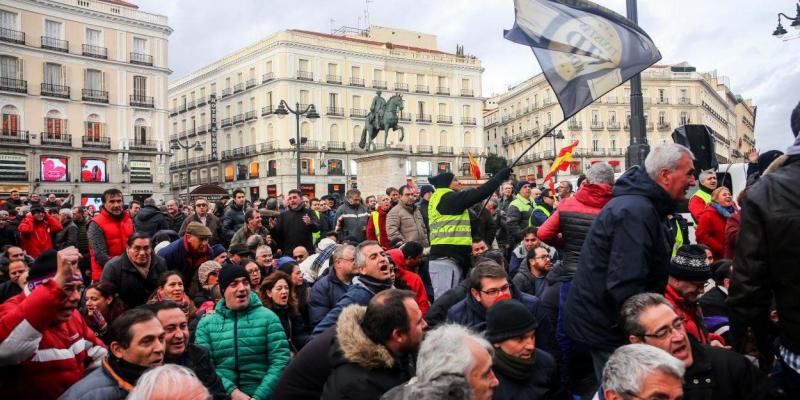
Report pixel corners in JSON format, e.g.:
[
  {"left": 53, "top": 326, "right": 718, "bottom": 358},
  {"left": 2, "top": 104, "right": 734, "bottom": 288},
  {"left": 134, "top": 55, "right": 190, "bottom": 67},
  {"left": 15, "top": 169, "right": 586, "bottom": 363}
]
[
  {"left": 274, "top": 100, "right": 320, "bottom": 191},
  {"left": 773, "top": 3, "right": 800, "bottom": 39},
  {"left": 546, "top": 129, "right": 565, "bottom": 183},
  {"left": 170, "top": 138, "right": 204, "bottom": 203}
]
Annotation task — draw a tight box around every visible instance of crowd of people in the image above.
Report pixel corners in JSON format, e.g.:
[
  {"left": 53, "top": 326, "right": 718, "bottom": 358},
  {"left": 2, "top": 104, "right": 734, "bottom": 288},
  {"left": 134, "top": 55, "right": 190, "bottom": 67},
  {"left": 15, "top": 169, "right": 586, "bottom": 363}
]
[{"left": 0, "top": 104, "right": 798, "bottom": 400}]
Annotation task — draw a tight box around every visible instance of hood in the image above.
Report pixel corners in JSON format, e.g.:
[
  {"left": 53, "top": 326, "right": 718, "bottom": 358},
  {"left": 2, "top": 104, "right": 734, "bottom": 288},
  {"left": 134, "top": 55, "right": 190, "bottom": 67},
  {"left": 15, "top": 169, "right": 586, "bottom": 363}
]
[
  {"left": 335, "top": 304, "right": 396, "bottom": 369},
  {"left": 611, "top": 166, "right": 676, "bottom": 216},
  {"left": 387, "top": 249, "right": 407, "bottom": 271},
  {"left": 136, "top": 205, "right": 163, "bottom": 222},
  {"left": 574, "top": 183, "right": 613, "bottom": 209},
  {"left": 215, "top": 291, "right": 262, "bottom": 317}
]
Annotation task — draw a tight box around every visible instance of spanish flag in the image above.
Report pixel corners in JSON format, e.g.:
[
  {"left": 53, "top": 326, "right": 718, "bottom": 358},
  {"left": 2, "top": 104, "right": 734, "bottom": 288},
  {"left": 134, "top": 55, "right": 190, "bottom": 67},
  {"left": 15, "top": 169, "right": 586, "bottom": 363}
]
[
  {"left": 468, "top": 153, "right": 481, "bottom": 179},
  {"left": 543, "top": 140, "right": 579, "bottom": 182}
]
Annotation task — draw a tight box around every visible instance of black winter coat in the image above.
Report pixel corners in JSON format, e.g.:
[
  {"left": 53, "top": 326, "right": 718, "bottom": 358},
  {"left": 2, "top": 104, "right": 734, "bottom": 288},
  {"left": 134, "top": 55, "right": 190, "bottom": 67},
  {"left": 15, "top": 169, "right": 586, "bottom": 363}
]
[
  {"left": 564, "top": 166, "right": 675, "bottom": 351},
  {"left": 683, "top": 340, "right": 774, "bottom": 400},
  {"left": 134, "top": 205, "right": 170, "bottom": 237},
  {"left": 0, "top": 224, "right": 17, "bottom": 248},
  {"left": 273, "top": 205, "right": 319, "bottom": 254},
  {"left": 166, "top": 211, "right": 187, "bottom": 233},
  {"left": 425, "top": 279, "right": 469, "bottom": 328},
  {"left": 221, "top": 202, "right": 246, "bottom": 240},
  {"left": 167, "top": 343, "right": 229, "bottom": 400},
  {"left": 492, "top": 349, "right": 561, "bottom": 400},
  {"left": 729, "top": 155, "right": 800, "bottom": 355},
  {"left": 273, "top": 326, "right": 336, "bottom": 400},
  {"left": 100, "top": 252, "right": 169, "bottom": 308}
]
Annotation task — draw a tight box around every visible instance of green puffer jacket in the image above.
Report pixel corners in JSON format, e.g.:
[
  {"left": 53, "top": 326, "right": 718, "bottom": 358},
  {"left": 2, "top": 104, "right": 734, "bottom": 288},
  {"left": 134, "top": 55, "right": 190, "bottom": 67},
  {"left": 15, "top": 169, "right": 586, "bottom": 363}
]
[{"left": 195, "top": 291, "right": 291, "bottom": 400}]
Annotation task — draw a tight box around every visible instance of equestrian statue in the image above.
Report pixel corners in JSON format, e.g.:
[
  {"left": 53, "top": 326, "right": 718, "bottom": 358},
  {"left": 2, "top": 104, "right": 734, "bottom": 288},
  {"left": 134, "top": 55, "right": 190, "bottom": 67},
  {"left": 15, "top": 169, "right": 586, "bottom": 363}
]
[{"left": 359, "top": 90, "right": 405, "bottom": 150}]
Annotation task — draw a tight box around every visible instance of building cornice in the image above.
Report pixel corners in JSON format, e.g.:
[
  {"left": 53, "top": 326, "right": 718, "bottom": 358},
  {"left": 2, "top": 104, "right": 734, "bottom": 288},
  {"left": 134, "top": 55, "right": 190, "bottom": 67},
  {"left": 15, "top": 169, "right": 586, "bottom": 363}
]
[{"left": 18, "top": 0, "right": 172, "bottom": 36}]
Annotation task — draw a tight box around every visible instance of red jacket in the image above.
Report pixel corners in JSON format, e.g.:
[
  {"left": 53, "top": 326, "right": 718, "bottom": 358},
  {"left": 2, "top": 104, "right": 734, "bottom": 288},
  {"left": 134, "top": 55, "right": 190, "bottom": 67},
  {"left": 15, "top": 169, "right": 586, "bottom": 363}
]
[
  {"left": 537, "top": 183, "right": 613, "bottom": 247},
  {"left": 0, "top": 280, "right": 107, "bottom": 399},
  {"left": 695, "top": 205, "right": 726, "bottom": 261},
  {"left": 90, "top": 208, "right": 134, "bottom": 281},
  {"left": 688, "top": 195, "right": 707, "bottom": 223},
  {"left": 724, "top": 211, "right": 741, "bottom": 259},
  {"left": 18, "top": 213, "right": 63, "bottom": 258},
  {"left": 664, "top": 284, "right": 724, "bottom": 346},
  {"left": 366, "top": 208, "right": 391, "bottom": 249},
  {"left": 387, "top": 249, "right": 430, "bottom": 316}
]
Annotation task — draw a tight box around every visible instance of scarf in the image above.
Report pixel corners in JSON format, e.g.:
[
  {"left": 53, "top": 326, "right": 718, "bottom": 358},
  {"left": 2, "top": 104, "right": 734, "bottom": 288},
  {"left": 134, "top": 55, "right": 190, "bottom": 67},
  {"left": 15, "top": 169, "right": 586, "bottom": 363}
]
[
  {"left": 155, "top": 290, "right": 192, "bottom": 316},
  {"left": 311, "top": 243, "right": 337, "bottom": 276},
  {"left": 105, "top": 356, "right": 149, "bottom": 391},
  {"left": 492, "top": 348, "right": 536, "bottom": 381},
  {"left": 352, "top": 275, "right": 393, "bottom": 294},
  {"left": 710, "top": 202, "right": 736, "bottom": 219}
]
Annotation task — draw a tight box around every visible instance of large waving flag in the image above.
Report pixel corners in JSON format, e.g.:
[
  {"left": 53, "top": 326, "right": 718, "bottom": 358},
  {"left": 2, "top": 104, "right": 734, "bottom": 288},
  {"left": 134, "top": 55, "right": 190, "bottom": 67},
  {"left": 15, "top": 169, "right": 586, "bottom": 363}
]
[
  {"left": 468, "top": 153, "right": 482, "bottom": 179},
  {"left": 504, "top": 0, "right": 661, "bottom": 120},
  {"left": 544, "top": 140, "right": 579, "bottom": 182}
]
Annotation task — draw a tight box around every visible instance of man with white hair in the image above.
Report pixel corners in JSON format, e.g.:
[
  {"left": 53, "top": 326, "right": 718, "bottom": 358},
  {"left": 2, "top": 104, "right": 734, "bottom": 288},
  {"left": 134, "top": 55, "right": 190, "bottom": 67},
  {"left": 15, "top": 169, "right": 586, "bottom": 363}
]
[
  {"left": 126, "top": 364, "right": 210, "bottom": 400},
  {"left": 688, "top": 169, "right": 717, "bottom": 223},
  {"left": 383, "top": 323, "right": 498, "bottom": 400},
  {"left": 54, "top": 208, "right": 79, "bottom": 249},
  {"left": 565, "top": 143, "right": 696, "bottom": 380},
  {"left": 601, "top": 344, "right": 684, "bottom": 400}
]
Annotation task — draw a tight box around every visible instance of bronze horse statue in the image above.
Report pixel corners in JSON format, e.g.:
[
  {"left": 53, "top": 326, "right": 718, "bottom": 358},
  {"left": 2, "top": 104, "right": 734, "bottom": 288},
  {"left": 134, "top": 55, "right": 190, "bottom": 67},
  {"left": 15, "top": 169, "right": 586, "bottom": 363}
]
[{"left": 359, "top": 93, "right": 405, "bottom": 150}]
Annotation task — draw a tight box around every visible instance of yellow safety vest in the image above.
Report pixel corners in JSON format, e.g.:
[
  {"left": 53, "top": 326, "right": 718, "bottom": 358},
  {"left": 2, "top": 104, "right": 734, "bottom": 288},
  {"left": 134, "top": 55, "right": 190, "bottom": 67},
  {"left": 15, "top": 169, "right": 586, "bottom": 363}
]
[
  {"left": 371, "top": 211, "right": 381, "bottom": 238},
  {"left": 672, "top": 219, "right": 684, "bottom": 258},
  {"left": 312, "top": 210, "right": 321, "bottom": 245},
  {"left": 531, "top": 204, "right": 552, "bottom": 227},
  {"left": 428, "top": 188, "right": 472, "bottom": 246},
  {"left": 692, "top": 189, "right": 712, "bottom": 205}
]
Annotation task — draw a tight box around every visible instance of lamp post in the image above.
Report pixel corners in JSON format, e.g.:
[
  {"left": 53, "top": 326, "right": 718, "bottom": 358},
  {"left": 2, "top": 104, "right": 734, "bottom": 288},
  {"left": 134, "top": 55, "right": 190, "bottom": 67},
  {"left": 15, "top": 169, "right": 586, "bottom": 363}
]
[
  {"left": 547, "top": 129, "right": 565, "bottom": 183},
  {"left": 625, "top": 0, "right": 650, "bottom": 169},
  {"left": 170, "top": 138, "right": 204, "bottom": 204},
  {"left": 274, "top": 100, "right": 320, "bottom": 191},
  {"left": 772, "top": 2, "right": 800, "bottom": 39}
]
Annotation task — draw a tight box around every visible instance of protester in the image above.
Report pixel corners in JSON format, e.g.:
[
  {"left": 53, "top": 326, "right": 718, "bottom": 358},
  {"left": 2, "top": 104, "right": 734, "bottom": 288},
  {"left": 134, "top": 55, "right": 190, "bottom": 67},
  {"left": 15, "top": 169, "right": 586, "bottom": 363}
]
[
  {"left": 556, "top": 181, "right": 573, "bottom": 201},
  {"left": 81, "top": 280, "right": 126, "bottom": 342},
  {"left": 530, "top": 188, "right": 555, "bottom": 228},
  {"left": 472, "top": 238, "right": 489, "bottom": 259},
  {"left": 322, "top": 289, "right": 425, "bottom": 399},
  {"left": 417, "top": 184, "right": 434, "bottom": 235},
  {"left": 194, "top": 263, "right": 291, "bottom": 400},
  {"left": 723, "top": 189, "right": 745, "bottom": 259},
  {"left": 222, "top": 188, "right": 248, "bottom": 240},
  {"left": 309, "top": 243, "right": 356, "bottom": 327},
  {"left": 0, "top": 210, "right": 18, "bottom": 248},
  {"left": 157, "top": 222, "right": 212, "bottom": 290},
  {"left": 272, "top": 189, "right": 319, "bottom": 255},
  {"left": 688, "top": 169, "right": 717, "bottom": 223},
  {"left": 292, "top": 245, "right": 309, "bottom": 263},
  {"left": 513, "top": 246, "right": 552, "bottom": 298},
  {"left": 231, "top": 208, "right": 271, "bottom": 246},
  {"left": 695, "top": 187, "right": 737, "bottom": 261},
  {"left": 54, "top": 208, "right": 79, "bottom": 249},
  {"left": 126, "top": 364, "right": 211, "bottom": 400},
  {"left": 0, "top": 247, "right": 107, "bottom": 399},
  {"left": 334, "top": 189, "right": 370, "bottom": 242},
  {"left": 298, "top": 237, "right": 337, "bottom": 283},
  {"left": 144, "top": 301, "right": 227, "bottom": 400},
  {"left": 367, "top": 194, "right": 392, "bottom": 249},
  {"left": 164, "top": 199, "right": 187, "bottom": 232},
  {"left": 506, "top": 180, "right": 534, "bottom": 245},
  {"left": 179, "top": 198, "right": 224, "bottom": 246},
  {"left": 244, "top": 258, "right": 263, "bottom": 287},
  {"left": 387, "top": 246, "right": 430, "bottom": 316},
  {"left": 259, "top": 271, "right": 311, "bottom": 353},
  {"left": 600, "top": 344, "right": 685, "bottom": 400},
  {"left": 60, "top": 308, "right": 165, "bottom": 400},
  {"left": 565, "top": 143, "right": 695, "bottom": 379},
  {"left": 495, "top": 181, "right": 516, "bottom": 252},
  {"left": 192, "top": 260, "right": 221, "bottom": 307},
  {"left": 101, "top": 232, "right": 169, "bottom": 308},
  {"left": 19, "top": 203, "right": 63, "bottom": 258},
  {"left": 508, "top": 226, "right": 557, "bottom": 279},
  {"left": 386, "top": 185, "right": 429, "bottom": 247},
  {"left": 147, "top": 271, "right": 196, "bottom": 321},
  {"left": 0, "top": 259, "right": 26, "bottom": 302},
  {"left": 134, "top": 197, "right": 170, "bottom": 237},
  {"left": 365, "top": 194, "right": 377, "bottom": 212},
  {"left": 88, "top": 188, "right": 134, "bottom": 281}
]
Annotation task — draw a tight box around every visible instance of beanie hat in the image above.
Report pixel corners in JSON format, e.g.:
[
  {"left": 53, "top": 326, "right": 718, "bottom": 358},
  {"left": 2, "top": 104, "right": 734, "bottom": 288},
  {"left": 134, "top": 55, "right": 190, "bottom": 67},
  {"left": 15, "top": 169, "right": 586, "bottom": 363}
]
[
  {"left": 198, "top": 261, "right": 222, "bottom": 286},
  {"left": 669, "top": 245, "right": 711, "bottom": 281},
  {"left": 757, "top": 150, "right": 784, "bottom": 174},
  {"left": 218, "top": 264, "right": 248, "bottom": 293},
  {"left": 428, "top": 172, "right": 455, "bottom": 189},
  {"left": 418, "top": 185, "right": 434, "bottom": 198},
  {"left": 514, "top": 180, "right": 530, "bottom": 193},
  {"left": 185, "top": 222, "right": 212, "bottom": 238},
  {"left": 485, "top": 299, "right": 539, "bottom": 344},
  {"left": 30, "top": 203, "right": 45, "bottom": 214},
  {"left": 277, "top": 256, "right": 296, "bottom": 268},
  {"left": 228, "top": 243, "right": 251, "bottom": 257},
  {"left": 211, "top": 244, "right": 227, "bottom": 258}
]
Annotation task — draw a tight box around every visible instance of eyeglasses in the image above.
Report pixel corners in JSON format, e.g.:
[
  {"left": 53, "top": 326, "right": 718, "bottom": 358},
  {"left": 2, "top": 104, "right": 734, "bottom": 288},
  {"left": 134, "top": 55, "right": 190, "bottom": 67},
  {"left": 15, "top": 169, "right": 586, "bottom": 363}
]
[
  {"left": 480, "top": 283, "right": 511, "bottom": 296},
  {"left": 195, "top": 203, "right": 208, "bottom": 207},
  {"left": 534, "top": 255, "right": 551, "bottom": 260},
  {"left": 643, "top": 317, "right": 686, "bottom": 341},
  {"left": 247, "top": 270, "right": 260, "bottom": 276}
]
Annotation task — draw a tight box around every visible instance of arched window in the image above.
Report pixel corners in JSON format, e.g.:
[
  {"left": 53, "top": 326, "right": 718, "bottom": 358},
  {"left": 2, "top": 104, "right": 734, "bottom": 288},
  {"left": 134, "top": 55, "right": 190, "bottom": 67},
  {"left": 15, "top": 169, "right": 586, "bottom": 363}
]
[
  {"left": 418, "top": 129, "right": 426, "bottom": 145},
  {"left": 134, "top": 118, "right": 148, "bottom": 144},
  {"left": 249, "top": 161, "right": 259, "bottom": 178},
  {"left": 266, "top": 123, "right": 274, "bottom": 141},
  {"left": 353, "top": 125, "right": 361, "bottom": 144},
  {"left": 464, "top": 131, "right": 472, "bottom": 147},
  {"left": 439, "top": 130, "right": 448, "bottom": 146},
  {"left": 45, "top": 110, "right": 63, "bottom": 136},
  {"left": 330, "top": 124, "right": 339, "bottom": 142},
  {"left": 224, "top": 165, "right": 234, "bottom": 182},
  {"left": 86, "top": 113, "right": 103, "bottom": 141},
  {"left": 300, "top": 121, "right": 311, "bottom": 139}
]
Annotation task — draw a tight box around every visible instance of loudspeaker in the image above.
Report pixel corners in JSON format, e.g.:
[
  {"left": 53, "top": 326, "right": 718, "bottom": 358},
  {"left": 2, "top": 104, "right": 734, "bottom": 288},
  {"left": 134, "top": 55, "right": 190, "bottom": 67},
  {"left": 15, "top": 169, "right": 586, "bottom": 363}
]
[{"left": 671, "top": 124, "right": 718, "bottom": 173}]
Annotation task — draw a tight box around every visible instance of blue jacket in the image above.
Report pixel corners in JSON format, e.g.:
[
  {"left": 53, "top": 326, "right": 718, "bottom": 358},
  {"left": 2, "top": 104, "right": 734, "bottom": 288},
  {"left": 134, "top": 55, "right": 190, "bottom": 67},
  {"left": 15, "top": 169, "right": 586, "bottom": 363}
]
[
  {"left": 311, "top": 278, "right": 378, "bottom": 336},
  {"left": 530, "top": 198, "right": 553, "bottom": 228},
  {"left": 157, "top": 238, "right": 212, "bottom": 285},
  {"left": 309, "top": 272, "right": 350, "bottom": 327},
  {"left": 58, "top": 360, "right": 128, "bottom": 400},
  {"left": 564, "top": 166, "right": 675, "bottom": 351},
  {"left": 446, "top": 287, "right": 558, "bottom": 356}
]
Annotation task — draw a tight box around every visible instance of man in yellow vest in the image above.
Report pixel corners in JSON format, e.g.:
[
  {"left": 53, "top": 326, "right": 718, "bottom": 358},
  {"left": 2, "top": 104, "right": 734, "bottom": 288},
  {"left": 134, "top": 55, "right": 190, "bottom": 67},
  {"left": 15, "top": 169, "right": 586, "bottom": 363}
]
[
  {"left": 428, "top": 167, "right": 511, "bottom": 271},
  {"left": 530, "top": 188, "right": 555, "bottom": 227},
  {"left": 688, "top": 169, "right": 716, "bottom": 223},
  {"left": 506, "top": 180, "right": 534, "bottom": 244}
]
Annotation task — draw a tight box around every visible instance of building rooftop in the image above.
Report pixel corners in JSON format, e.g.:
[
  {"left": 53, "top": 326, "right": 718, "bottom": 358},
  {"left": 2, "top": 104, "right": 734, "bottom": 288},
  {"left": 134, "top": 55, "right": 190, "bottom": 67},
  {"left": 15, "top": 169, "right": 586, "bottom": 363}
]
[{"left": 98, "top": 0, "right": 138, "bottom": 9}]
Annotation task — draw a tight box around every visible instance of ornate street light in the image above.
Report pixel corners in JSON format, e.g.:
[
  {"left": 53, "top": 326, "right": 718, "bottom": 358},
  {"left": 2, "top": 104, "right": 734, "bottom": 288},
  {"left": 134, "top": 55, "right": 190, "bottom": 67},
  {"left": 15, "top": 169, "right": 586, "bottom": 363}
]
[
  {"left": 773, "top": 3, "right": 800, "bottom": 39},
  {"left": 170, "top": 138, "right": 204, "bottom": 203},
  {"left": 275, "top": 100, "right": 320, "bottom": 191}
]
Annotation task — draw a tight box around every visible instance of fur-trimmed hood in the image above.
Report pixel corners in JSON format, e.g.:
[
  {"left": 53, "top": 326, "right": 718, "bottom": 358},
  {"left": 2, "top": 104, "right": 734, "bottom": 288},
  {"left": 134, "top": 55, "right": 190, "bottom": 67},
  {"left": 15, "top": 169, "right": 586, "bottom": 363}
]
[{"left": 334, "top": 304, "right": 396, "bottom": 370}]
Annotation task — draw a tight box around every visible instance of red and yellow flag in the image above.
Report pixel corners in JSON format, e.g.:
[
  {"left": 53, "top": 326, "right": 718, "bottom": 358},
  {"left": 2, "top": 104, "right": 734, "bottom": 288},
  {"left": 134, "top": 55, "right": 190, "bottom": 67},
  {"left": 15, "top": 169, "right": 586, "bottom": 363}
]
[
  {"left": 543, "top": 140, "right": 579, "bottom": 182},
  {"left": 468, "top": 153, "right": 481, "bottom": 179}
]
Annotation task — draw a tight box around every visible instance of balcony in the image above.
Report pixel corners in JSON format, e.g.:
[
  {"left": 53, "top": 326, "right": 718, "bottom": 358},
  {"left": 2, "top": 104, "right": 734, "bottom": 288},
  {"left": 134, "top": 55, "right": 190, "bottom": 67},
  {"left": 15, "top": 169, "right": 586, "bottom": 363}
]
[
  {"left": 607, "top": 122, "right": 621, "bottom": 130},
  {"left": 460, "top": 89, "right": 474, "bottom": 97},
  {"left": 221, "top": 88, "right": 232, "bottom": 98},
  {"left": 41, "top": 36, "right": 68, "bottom": 52},
  {"left": 129, "top": 139, "right": 158, "bottom": 151},
  {"left": 82, "top": 136, "right": 110, "bottom": 149},
  {"left": 326, "top": 141, "right": 347, "bottom": 151},
  {"left": 130, "top": 95, "right": 154, "bottom": 108},
  {"left": 299, "top": 140, "right": 321, "bottom": 151},
  {"left": 395, "top": 83, "right": 409, "bottom": 92},
  {"left": 416, "top": 114, "right": 432, "bottom": 123},
  {"left": 297, "top": 70, "right": 313, "bottom": 81},
  {"left": 41, "top": 133, "right": 72, "bottom": 147},
  {"left": 326, "top": 75, "right": 342, "bottom": 84},
  {"left": 590, "top": 122, "right": 604, "bottom": 130},
  {"left": 417, "top": 145, "right": 433, "bottom": 154},
  {"left": 657, "top": 97, "right": 669, "bottom": 105},
  {"left": 400, "top": 112, "right": 412, "bottom": 122},
  {"left": 220, "top": 118, "right": 232, "bottom": 128},
  {"left": 646, "top": 122, "right": 655, "bottom": 131},
  {"left": 0, "top": 77, "right": 27, "bottom": 94},
  {"left": 178, "top": 103, "right": 187, "bottom": 113},
  {"left": 461, "top": 117, "right": 476, "bottom": 126},
  {"left": 349, "top": 77, "right": 365, "bottom": 87},
  {"left": 130, "top": 52, "right": 153, "bottom": 66},
  {"left": 262, "top": 72, "right": 274, "bottom": 83},
  {"left": 82, "top": 89, "right": 108, "bottom": 103},
  {"left": 436, "top": 115, "right": 453, "bottom": 124},
  {"left": 245, "top": 110, "right": 257, "bottom": 121},
  {"left": 261, "top": 106, "right": 273, "bottom": 116},
  {"left": 82, "top": 44, "right": 107, "bottom": 59},
  {"left": 436, "top": 86, "right": 450, "bottom": 95},
  {"left": 606, "top": 96, "right": 618, "bottom": 104},
  {"left": 437, "top": 145, "right": 454, "bottom": 154},
  {"left": 327, "top": 107, "right": 345, "bottom": 117},
  {"left": 350, "top": 108, "right": 367, "bottom": 118},
  {"left": 186, "top": 127, "right": 196, "bottom": 137},
  {"left": 415, "top": 85, "right": 429, "bottom": 94},
  {"left": 568, "top": 121, "right": 582, "bottom": 130},
  {"left": 233, "top": 114, "right": 244, "bottom": 125},
  {"left": 372, "top": 80, "right": 387, "bottom": 89},
  {"left": 0, "top": 28, "right": 25, "bottom": 45},
  {"left": 197, "top": 96, "right": 207, "bottom": 107},
  {"left": 461, "top": 147, "right": 481, "bottom": 155},
  {"left": 41, "top": 83, "right": 70, "bottom": 99},
  {"left": 197, "top": 124, "right": 207, "bottom": 134},
  {"left": 233, "top": 83, "right": 244, "bottom": 93},
  {"left": 349, "top": 142, "right": 365, "bottom": 152},
  {"left": 186, "top": 100, "right": 196, "bottom": 110},
  {"left": 1, "top": 129, "right": 29, "bottom": 144},
  {"left": 678, "top": 97, "right": 690, "bottom": 105},
  {"left": 246, "top": 78, "right": 257, "bottom": 89},
  {"left": 260, "top": 141, "right": 278, "bottom": 152}
]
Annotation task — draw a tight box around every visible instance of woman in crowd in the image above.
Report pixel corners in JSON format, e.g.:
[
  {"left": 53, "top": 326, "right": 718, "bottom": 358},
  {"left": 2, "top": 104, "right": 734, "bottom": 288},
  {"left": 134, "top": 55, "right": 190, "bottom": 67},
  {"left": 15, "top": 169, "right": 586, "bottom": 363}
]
[
  {"left": 148, "top": 271, "right": 196, "bottom": 320},
  {"left": 696, "top": 186, "right": 738, "bottom": 261},
  {"left": 192, "top": 260, "right": 221, "bottom": 308},
  {"left": 244, "top": 259, "right": 263, "bottom": 288},
  {"left": 259, "top": 271, "right": 310, "bottom": 353},
  {"left": 278, "top": 260, "right": 310, "bottom": 327},
  {"left": 81, "top": 281, "right": 126, "bottom": 342}
]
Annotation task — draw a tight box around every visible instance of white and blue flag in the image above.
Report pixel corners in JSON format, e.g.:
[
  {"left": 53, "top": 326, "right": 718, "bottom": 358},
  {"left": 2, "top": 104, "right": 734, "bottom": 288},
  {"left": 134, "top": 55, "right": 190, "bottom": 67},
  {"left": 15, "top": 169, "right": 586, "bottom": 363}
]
[{"left": 504, "top": 0, "right": 661, "bottom": 119}]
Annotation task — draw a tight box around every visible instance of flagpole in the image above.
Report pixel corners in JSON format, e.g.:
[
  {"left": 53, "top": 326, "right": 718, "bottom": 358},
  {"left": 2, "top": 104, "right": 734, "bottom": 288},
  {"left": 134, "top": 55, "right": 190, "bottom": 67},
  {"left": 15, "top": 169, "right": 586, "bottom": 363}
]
[{"left": 476, "top": 118, "right": 568, "bottom": 217}]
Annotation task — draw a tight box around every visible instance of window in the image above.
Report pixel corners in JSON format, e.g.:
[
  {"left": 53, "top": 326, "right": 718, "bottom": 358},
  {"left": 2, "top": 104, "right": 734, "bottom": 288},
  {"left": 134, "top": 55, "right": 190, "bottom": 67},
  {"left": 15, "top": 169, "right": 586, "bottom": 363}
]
[
  {"left": 224, "top": 165, "right": 234, "bottom": 182},
  {"left": 659, "top": 111, "right": 667, "bottom": 125},
  {"left": 266, "top": 92, "right": 273, "bottom": 108},
  {"left": 2, "top": 105, "right": 19, "bottom": 134},
  {"left": 374, "top": 69, "right": 383, "bottom": 80},
  {"left": 265, "top": 61, "right": 273, "bottom": 74},
  {"left": 351, "top": 66, "right": 360, "bottom": 77},
  {"left": 329, "top": 124, "right": 339, "bottom": 142},
  {"left": 86, "top": 114, "right": 102, "bottom": 140},
  {"left": 352, "top": 95, "right": 361, "bottom": 109},
  {"left": 0, "top": 55, "right": 22, "bottom": 79},
  {"left": 44, "top": 63, "right": 64, "bottom": 85},
  {"left": 249, "top": 162, "right": 259, "bottom": 178},
  {"left": 464, "top": 131, "right": 472, "bottom": 147},
  {"left": 134, "top": 119, "right": 148, "bottom": 143},
  {"left": 0, "top": 10, "right": 17, "bottom": 30},
  {"left": 680, "top": 112, "right": 690, "bottom": 125},
  {"left": 85, "top": 28, "right": 101, "bottom": 46},
  {"left": 591, "top": 110, "right": 599, "bottom": 124},
  {"left": 437, "top": 162, "right": 451, "bottom": 173},
  {"left": 592, "top": 137, "right": 600, "bottom": 152},
  {"left": 679, "top": 88, "right": 688, "bottom": 102},
  {"left": 45, "top": 20, "right": 62, "bottom": 39},
  {"left": 608, "top": 111, "right": 616, "bottom": 124},
  {"left": 329, "top": 93, "right": 338, "bottom": 108},
  {"left": 438, "top": 76, "right": 446, "bottom": 87},
  {"left": 299, "top": 90, "right": 309, "bottom": 105},
  {"left": 417, "top": 101, "right": 425, "bottom": 115},
  {"left": 416, "top": 160, "right": 431, "bottom": 176},
  {"left": 300, "top": 158, "right": 314, "bottom": 175},
  {"left": 327, "top": 158, "right": 344, "bottom": 175},
  {"left": 45, "top": 110, "right": 64, "bottom": 136},
  {"left": 462, "top": 104, "right": 471, "bottom": 118},
  {"left": 267, "top": 160, "right": 277, "bottom": 176},
  {"left": 461, "top": 78, "right": 470, "bottom": 89},
  {"left": 439, "top": 130, "right": 448, "bottom": 146},
  {"left": 133, "top": 37, "right": 147, "bottom": 55},
  {"left": 298, "top": 59, "right": 309, "bottom": 72},
  {"left": 610, "top": 136, "right": 617, "bottom": 150},
  {"left": 85, "top": 69, "right": 103, "bottom": 91},
  {"left": 438, "top": 103, "right": 447, "bottom": 115},
  {"left": 328, "top": 63, "right": 338, "bottom": 76},
  {"left": 133, "top": 75, "right": 147, "bottom": 97},
  {"left": 658, "top": 88, "right": 666, "bottom": 102},
  {"left": 396, "top": 71, "right": 404, "bottom": 84}
]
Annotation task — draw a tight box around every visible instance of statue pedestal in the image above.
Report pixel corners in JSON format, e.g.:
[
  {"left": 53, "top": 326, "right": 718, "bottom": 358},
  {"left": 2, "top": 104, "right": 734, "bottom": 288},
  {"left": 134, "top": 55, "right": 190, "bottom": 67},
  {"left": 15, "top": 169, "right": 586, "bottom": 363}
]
[{"left": 355, "top": 150, "right": 408, "bottom": 197}]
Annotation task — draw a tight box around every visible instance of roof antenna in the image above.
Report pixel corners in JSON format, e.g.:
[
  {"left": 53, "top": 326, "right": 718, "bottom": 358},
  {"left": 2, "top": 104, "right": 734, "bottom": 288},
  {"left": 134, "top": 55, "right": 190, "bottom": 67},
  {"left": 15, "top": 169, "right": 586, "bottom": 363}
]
[
  {"left": 364, "top": 0, "right": 372, "bottom": 29},
  {"left": 330, "top": 18, "right": 335, "bottom": 34}
]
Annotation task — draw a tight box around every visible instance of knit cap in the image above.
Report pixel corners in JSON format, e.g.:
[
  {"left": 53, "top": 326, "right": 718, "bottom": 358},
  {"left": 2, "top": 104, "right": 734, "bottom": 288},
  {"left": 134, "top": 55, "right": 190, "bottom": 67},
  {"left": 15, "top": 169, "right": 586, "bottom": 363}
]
[
  {"left": 428, "top": 172, "right": 455, "bottom": 189},
  {"left": 485, "top": 299, "right": 538, "bottom": 344},
  {"left": 669, "top": 245, "right": 711, "bottom": 281},
  {"left": 218, "top": 264, "right": 248, "bottom": 293}
]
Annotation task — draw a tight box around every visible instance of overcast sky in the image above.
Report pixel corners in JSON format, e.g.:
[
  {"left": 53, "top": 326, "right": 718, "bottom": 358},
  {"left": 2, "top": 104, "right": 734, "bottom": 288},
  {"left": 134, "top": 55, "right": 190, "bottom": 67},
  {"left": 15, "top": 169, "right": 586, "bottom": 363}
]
[{"left": 136, "top": 0, "right": 800, "bottom": 151}]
